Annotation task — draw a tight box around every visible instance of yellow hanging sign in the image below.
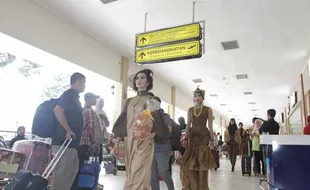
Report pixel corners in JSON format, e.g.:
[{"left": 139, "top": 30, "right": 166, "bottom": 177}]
[
  {"left": 136, "top": 23, "right": 201, "bottom": 48},
  {"left": 135, "top": 40, "right": 201, "bottom": 64}
]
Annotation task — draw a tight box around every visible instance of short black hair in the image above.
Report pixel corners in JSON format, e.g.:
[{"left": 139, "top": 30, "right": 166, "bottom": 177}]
[
  {"left": 239, "top": 122, "right": 243, "bottom": 126},
  {"left": 178, "top": 117, "right": 185, "bottom": 124},
  {"left": 133, "top": 69, "right": 153, "bottom": 91},
  {"left": 267, "top": 109, "right": 276, "bottom": 118},
  {"left": 70, "top": 72, "right": 85, "bottom": 85},
  {"left": 153, "top": 96, "right": 161, "bottom": 103},
  {"left": 252, "top": 117, "right": 258, "bottom": 124}
]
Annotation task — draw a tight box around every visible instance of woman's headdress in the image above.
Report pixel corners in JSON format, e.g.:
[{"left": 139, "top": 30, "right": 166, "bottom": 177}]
[{"left": 193, "top": 86, "right": 205, "bottom": 99}]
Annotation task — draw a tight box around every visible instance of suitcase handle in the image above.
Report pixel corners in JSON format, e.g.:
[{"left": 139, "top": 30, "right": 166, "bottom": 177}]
[{"left": 42, "top": 138, "right": 73, "bottom": 179}]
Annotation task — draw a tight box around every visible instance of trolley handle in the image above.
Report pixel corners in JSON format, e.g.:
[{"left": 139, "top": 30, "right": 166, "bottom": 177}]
[{"left": 42, "top": 137, "right": 73, "bottom": 179}]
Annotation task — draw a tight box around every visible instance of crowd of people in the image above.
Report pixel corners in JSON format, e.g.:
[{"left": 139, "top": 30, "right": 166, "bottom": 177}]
[{"left": 1, "top": 68, "right": 284, "bottom": 190}]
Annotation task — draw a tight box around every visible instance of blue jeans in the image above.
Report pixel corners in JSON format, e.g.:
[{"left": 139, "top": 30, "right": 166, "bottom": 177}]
[{"left": 151, "top": 151, "right": 175, "bottom": 190}]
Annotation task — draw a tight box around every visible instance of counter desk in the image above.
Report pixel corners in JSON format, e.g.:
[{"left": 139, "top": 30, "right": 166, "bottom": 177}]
[{"left": 260, "top": 135, "right": 310, "bottom": 190}]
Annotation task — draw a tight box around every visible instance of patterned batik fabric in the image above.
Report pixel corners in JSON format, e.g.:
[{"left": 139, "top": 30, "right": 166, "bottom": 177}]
[
  {"left": 152, "top": 110, "right": 171, "bottom": 144},
  {"left": 112, "top": 98, "right": 131, "bottom": 138}
]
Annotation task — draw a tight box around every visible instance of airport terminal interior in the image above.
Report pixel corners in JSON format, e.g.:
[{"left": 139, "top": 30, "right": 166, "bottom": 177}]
[{"left": 1, "top": 0, "right": 310, "bottom": 189}]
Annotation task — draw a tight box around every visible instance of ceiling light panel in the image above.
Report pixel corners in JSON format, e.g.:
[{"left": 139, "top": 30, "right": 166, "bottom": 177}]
[
  {"left": 100, "top": 0, "right": 118, "bottom": 4},
  {"left": 192, "top": 78, "right": 203, "bottom": 83},
  {"left": 221, "top": 40, "right": 240, "bottom": 50},
  {"left": 236, "top": 74, "right": 248, "bottom": 80},
  {"left": 244, "top": 92, "right": 253, "bottom": 95}
]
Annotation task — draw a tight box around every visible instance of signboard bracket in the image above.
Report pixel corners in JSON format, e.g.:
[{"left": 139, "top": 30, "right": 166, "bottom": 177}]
[
  {"left": 192, "top": 1, "right": 196, "bottom": 23},
  {"left": 202, "top": 20, "right": 206, "bottom": 54},
  {"left": 144, "top": 13, "right": 148, "bottom": 32}
]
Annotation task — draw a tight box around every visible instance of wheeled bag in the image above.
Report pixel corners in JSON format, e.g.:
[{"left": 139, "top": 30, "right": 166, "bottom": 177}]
[
  {"left": 12, "top": 140, "right": 51, "bottom": 174},
  {"left": 4, "top": 139, "right": 72, "bottom": 190},
  {"left": 241, "top": 139, "right": 252, "bottom": 176}
]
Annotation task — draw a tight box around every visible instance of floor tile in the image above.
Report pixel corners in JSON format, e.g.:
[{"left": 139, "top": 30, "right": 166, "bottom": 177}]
[{"left": 99, "top": 157, "right": 262, "bottom": 190}]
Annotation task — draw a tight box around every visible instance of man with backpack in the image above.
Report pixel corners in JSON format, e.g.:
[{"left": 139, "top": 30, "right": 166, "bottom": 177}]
[
  {"left": 51, "top": 72, "right": 86, "bottom": 190},
  {"left": 151, "top": 96, "right": 175, "bottom": 190}
]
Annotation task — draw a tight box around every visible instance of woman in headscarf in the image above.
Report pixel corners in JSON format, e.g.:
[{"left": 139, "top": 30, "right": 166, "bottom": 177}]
[
  {"left": 224, "top": 118, "right": 241, "bottom": 172},
  {"left": 181, "top": 87, "right": 214, "bottom": 190},
  {"left": 252, "top": 119, "right": 265, "bottom": 176},
  {"left": 9, "top": 126, "right": 26, "bottom": 148},
  {"left": 95, "top": 98, "right": 110, "bottom": 143}
]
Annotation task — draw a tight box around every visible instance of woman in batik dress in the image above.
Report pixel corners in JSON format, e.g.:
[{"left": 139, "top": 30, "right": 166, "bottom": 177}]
[
  {"left": 112, "top": 69, "right": 170, "bottom": 190},
  {"left": 181, "top": 87, "right": 214, "bottom": 190}
]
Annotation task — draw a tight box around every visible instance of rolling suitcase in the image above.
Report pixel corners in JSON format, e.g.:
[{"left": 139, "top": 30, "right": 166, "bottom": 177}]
[
  {"left": 4, "top": 138, "right": 73, "bottom": 190},
  {"left": 241, "top": 139, "right": 252, "bottom": 176}
]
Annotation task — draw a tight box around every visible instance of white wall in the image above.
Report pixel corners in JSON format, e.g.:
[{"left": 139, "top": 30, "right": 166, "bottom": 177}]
[
  {"left": 303, "top": 60, "right": 310, "bottom": 94},
  {"left": 0, "top": 0, "right": 121, "bottom": 82}
]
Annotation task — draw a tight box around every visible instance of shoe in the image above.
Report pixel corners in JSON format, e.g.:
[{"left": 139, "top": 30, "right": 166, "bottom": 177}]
[
  {"left": 231, "top": 166, "right": 235, "bottom": 172},
  {"left": 97, "top": 184, "right": 104, "bottom": 190}
]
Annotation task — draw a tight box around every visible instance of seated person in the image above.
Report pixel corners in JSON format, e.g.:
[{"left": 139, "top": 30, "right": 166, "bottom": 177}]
[{"left": 9, "top": 126, "right": 26, "bottom": 148}]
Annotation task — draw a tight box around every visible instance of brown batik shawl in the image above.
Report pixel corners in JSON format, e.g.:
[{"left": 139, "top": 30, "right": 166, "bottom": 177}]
[
  {"left": 151, "top": 110, "right": 171, "bottom": 143},
  {"left": 112, "top": 98, "right": 132, "bottom": 138}
]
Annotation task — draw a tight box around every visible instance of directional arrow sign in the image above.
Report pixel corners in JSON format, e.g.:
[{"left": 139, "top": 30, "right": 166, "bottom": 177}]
[
  {"left": 139, "top": 52, "right": 146, "bottom": 59},
  {"left": 135, "top": 40, "right": 202, "bottom": 64},
  {"left": 136, "top": 23, "right": 201, "bottom": 48},
  {"left": 139, "top": 37, "right": 147, "bottom": 44}
]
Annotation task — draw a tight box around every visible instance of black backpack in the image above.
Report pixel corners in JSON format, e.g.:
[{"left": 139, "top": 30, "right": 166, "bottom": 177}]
[{"left": 32, "top": 98, "right": 59, "bottom": 138}]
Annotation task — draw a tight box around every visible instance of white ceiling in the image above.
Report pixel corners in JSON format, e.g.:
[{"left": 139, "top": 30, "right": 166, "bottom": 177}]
[{"left": 31, "top": 0, "right": 310, "bottom": 124}]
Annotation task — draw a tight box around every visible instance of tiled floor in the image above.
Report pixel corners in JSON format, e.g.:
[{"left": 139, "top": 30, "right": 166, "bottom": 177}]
[{"left": 99, "top": 157, "right": 262, "bottom": 190}]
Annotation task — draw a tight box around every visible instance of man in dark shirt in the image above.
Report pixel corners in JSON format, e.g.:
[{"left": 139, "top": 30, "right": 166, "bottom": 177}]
[
  {"left": 259, "top": 109, "right": 280, "bottom": 135},
  {"left": 51, "top": 72, "right": 86, "bottom": 190}
]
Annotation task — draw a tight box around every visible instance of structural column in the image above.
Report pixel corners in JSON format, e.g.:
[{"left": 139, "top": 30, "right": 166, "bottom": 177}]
[
  {"left": 113, "top": 56, "right": 129, "bottom": 123},
  {"left": 120, "top": 56, "right": 129, "bottom": 107},
  {"left": 301, "top": 73, "right": 307, "bottom": 127},
  {"left": 169, "top": 86, "right": 176, "bottom": 119},
  {"left": 284, "top": 107, "right": 289, "bottom": 134},
  {"left": 220, "top": 116, "right": 223, "bottom": 134}
]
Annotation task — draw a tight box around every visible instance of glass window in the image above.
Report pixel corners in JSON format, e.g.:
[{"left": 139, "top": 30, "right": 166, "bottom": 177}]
[
  {"left": 160, "top": 101, "right": 169, "bottom": 114},
  {"left": 288, "top": 102, "right": 303, "bottom": 134},
  {"left": 0, "top": 50, "right": 116, "bottom": 135}
]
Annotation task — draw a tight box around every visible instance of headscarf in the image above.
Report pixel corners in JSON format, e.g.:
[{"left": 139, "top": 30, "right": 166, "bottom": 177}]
[
  {"left": 228, "top": 118, "right": 238, "bottom": 135},
  {"left": 193, "top": 87, "right": 205, "bottom": 100},
  {"left": 95, "top": 98, "right": 105, "bottom": 116},
  {"left": 95, "top": 97, "right": 109, "bottom": 140}
]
